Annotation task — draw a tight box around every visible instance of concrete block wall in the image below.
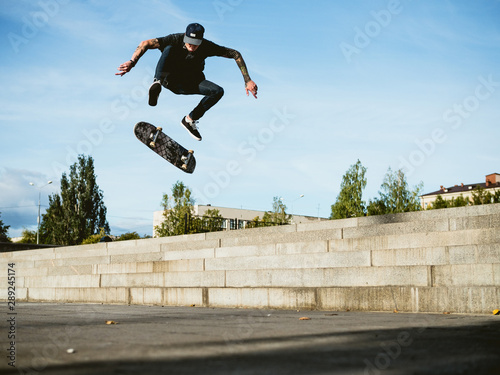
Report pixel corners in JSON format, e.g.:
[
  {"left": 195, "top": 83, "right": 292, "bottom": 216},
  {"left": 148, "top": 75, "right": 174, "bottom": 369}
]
[{"left": 1, "top": 204, "right": 499, "bottom": 313}]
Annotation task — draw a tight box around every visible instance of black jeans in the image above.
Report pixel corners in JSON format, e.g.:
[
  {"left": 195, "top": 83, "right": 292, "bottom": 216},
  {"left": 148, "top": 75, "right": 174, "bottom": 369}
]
[{"left": 154, "top": 46, "right": 224, "bottom": 121}]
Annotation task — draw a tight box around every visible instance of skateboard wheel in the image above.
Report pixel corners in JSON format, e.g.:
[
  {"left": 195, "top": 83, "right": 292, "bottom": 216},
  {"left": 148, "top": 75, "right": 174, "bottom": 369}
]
[
  {"left": 149, "top": 142, "right": 156, "bottom": 147},
  {"left": 188, "top": 150, "right": 194, "bottom": 154},
  {"left": 181, "top": 164, "right": 187, "bottom": 170},
  {"left": 157, "top": 127, "right": 162, "bottom": 131},
  {"left": 181, "top": 155, "right": 187, "bottom": 161}
]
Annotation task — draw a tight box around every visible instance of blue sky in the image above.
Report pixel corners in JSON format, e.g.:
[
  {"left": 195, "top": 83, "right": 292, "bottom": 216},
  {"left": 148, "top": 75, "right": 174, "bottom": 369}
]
[{"left": 1, "top": 0, "right": 499, "bottom": 238}]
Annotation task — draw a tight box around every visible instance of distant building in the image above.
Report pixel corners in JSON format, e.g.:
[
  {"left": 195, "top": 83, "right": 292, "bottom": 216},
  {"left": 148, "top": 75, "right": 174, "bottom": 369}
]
[
  {"left": 152, "top": 204, "right": 324, "bottom": 237},
  {"left": 420, "top": 173, "right": 500, "bottom": 209}
]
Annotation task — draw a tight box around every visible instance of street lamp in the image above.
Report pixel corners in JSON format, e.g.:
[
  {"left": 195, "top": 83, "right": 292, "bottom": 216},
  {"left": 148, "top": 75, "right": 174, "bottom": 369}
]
[
  {"left": 29, "top": 181, "right": 53, "bottom": 244},
  {"left": 280, "top": 194, "right": 304, "bottom": 223},
  {"left": 290, "top": 194, "right": 305, "bottom": 222}
]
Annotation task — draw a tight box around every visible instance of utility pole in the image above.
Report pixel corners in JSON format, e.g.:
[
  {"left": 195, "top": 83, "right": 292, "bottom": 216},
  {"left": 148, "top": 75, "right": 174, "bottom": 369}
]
[{"left": 29, "top": 181, "right": 53, "bottom": 244}]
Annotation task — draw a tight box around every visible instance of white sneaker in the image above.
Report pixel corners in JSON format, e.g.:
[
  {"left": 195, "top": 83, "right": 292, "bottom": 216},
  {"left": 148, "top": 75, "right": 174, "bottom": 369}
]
[{"left": 181, "top": 117, "right": 202, "bottom": 141}]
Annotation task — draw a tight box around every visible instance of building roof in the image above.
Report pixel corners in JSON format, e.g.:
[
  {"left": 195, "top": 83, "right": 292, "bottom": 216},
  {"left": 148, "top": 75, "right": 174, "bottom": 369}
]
[{"left": 421, "top": 181, "right": 500, "bottom": 197}]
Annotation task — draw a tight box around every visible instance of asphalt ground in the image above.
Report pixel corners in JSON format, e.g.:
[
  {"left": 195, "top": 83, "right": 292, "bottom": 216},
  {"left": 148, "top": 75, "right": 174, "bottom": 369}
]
[{"left": 2, "top": 303, "right": 500, "bottom": 375}]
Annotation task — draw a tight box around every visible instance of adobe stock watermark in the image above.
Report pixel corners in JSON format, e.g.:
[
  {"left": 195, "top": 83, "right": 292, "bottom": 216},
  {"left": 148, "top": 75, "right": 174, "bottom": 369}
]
[
  {"left": 193, "top": 107, "right": 296, "bottom": 202},
  {"left": 51, "top": 67, "right": 155, "bottom": 176},
  {"left": 363, "top": 313, "right": 432, "bottom": 374},
  {"left": 7, "top": 0, "right": 70, "bottom": 54},
  {"left": 15, "top": 304, "right": 102, "bottom": 375},
  {"left": 399, "top": 74, "right": 499, "bottom": 177},
  {"left": 15, "top": 267, "right": 126, "bottom": 374},
  {"left": 212, "top": 0, "right": 246, "bottom": 21},
  {"left": 339, "top": 0, "right": 411, "bottom": 64},
  {"left": 221, "top": 310, "right": 270, "bottom": 353}
]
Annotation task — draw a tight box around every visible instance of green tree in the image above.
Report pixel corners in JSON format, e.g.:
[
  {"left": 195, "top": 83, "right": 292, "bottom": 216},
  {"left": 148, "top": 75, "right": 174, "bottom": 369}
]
[
  {"left": 367, "top": 168, "right": 422, "bottom": 215},
  {"left": 450, "top": 195, "right": 470, "bottom": 207},
  {"left": 196, "top": 208, "right": 224, "bottom": 232},
  {"left": 18, "top": 229, "right": 36, "bottom": 244},
  {"left": 366, "top": 198, "right": 387, "bottom": 216},
  {"left": 215, "top": 195, "right": 293, "bottom": 230},
  {"left": 330, "top": 160, "right": 367, "bottom": 219},
  {"left": 265, "top": 196, "right": 291, "bottom": 225},
  {"left": 0, "top": 212, "right": 11, "bottom": 242},
  {"left": 472, "top": 186, "right": 500, "bottom": 205},
  {"left": 472, "top": 185, "right": 500, "bottom": 205},
  {"left": 472, "top": 185, "right": 488, "bottom": 205},
  {"left": 82, "top": 228, "right": 107, "bottom": 244},
  {"left": 40, "top": 194, "right": 67, "bottom": 244},
  {"left": 40, "top": 155, "right": 110, "bottom": 245},
  {"left": 116, "top": 232, "right": 142, "bottom": 241},
  {"left": 429, "top": 186, "right": 497, "bottom": 210},
  {"left": 155, "top": 181, "right": 195, "bottom": 237},
  {"left": 493, "top": 190, "right": 500, "bottom": 203},
  {"left": 246, "top": 215, "right": 264, "bottom": 229},
  {"left": 428, "top": 194, "right": 448, "bottom": 210},
  {"left": 247, "top": 197, "right": 291, "bottom": 227}
]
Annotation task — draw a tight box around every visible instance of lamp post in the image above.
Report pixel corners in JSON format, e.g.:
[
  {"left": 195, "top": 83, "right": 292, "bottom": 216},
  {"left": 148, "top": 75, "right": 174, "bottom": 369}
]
[
  {"left": 280, "top": 194, "right": 305, "bottom": 223},
  {"left": 290, "top": 194, "right": 305, "bottom": 223},
  {"left": 29, "top": 181, "right": 52, "bottom": 244}
]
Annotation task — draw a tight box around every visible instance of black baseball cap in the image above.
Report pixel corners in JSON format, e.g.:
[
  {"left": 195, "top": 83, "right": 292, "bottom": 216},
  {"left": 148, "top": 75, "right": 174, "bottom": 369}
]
[{"left": 184, "top": 23, "right": 204, "bottom": 45}]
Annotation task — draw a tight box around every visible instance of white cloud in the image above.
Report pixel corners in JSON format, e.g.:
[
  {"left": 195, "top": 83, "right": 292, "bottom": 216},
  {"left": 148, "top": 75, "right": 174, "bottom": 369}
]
[{"left": 0, "top": 168, "right": 57, "bottom": 236}]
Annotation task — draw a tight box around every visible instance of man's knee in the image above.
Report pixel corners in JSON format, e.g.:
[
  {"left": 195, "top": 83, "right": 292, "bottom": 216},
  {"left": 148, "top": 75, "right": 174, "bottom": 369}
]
[{"left": 214, "top": 86, "right": 224, "bottom": 99}]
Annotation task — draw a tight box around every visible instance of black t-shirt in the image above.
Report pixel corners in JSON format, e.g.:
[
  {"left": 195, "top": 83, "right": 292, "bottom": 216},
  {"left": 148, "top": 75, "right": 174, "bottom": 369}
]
[{"left": 156, "top": 33, "right": 230, "bottom": 82}]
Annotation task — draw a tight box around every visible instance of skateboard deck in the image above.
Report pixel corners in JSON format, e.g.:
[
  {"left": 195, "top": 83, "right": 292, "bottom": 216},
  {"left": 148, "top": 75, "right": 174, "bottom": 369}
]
[{"left": 134, "top": 121, "right": 196, "bottom": 174}]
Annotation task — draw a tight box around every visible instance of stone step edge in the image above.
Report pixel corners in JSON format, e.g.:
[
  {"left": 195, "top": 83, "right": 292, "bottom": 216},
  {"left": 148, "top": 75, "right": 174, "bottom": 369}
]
[
  {"left": 5, "top": 285, "right": 499, "bottom": 314},
  {"left": 3, "top": 211, "right": 500, "bottom": 261},
  {"left": 8, "top": 263, "right": 500, "bottom": 289},
  {"left": 8, "top": 249, "right": 500, "bottom": 278},
  {"left": 5, "top": 241, "right": 498, "bottom": 271},
  {"left": 4, "top": 227, "right": 499, "bottom": 265}
]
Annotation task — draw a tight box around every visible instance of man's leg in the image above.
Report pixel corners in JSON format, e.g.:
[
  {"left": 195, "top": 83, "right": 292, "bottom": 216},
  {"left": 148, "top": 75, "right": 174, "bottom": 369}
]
[
  {"left": 169, "top": 80, "right": 224, "bottom": 141},
  {"left": 149, "top": 46, "right": 175, "bottom": 106},
  {"left": 189, "top": 80, "right": 224, "bottom": 121}
]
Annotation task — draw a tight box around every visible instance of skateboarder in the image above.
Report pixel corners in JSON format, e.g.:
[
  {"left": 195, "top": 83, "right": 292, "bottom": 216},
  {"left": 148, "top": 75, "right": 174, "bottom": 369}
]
[{"left": 116, "top": 23, "right": 258, "bottom": 141}]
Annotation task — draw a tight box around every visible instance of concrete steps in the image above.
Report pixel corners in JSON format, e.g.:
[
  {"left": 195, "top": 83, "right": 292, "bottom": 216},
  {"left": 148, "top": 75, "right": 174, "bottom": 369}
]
[{"left": 1, "top": 204, "right": 499, "bottom": 313}]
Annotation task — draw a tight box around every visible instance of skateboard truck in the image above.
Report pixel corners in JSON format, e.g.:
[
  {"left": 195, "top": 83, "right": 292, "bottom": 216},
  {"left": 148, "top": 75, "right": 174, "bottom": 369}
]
[
  {"left": 181, "top": 150, "right": 194, "bottom": 170},
  {"left": 149, "top": 127, "right": 162, "bottom": 147}
]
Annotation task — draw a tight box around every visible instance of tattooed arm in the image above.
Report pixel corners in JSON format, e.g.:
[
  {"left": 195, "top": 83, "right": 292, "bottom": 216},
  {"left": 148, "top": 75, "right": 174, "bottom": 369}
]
[
  {"left": 115, "top": 38, "right": 160, "bottom": 76},
  {"left": 222, "top": 48, "right": 258, "bottom": 99}
]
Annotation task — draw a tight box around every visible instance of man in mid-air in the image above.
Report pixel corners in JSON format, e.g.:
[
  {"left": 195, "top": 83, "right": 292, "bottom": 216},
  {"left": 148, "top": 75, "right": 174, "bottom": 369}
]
[{"left": 116, "top": 23, "right": 258, "bottom": 141}]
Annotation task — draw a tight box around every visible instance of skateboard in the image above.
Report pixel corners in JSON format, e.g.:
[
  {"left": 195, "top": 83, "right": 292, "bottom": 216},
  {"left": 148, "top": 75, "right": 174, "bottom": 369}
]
[{"left": 134, "top": 121, "right": 196, "bottom": 173}]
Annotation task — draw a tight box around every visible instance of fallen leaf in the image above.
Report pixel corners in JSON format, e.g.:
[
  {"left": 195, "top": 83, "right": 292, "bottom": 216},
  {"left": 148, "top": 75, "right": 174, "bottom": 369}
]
[
  {"left": 393, "top": 309, "right": 399, "bottom": 313},
  {"left": 105, "top": 320, "right": 118, "bottom": 325},
  {"left": 493, "top": 309, "right": 500, "bottom": 315},
  {"left": 299, "top": 317, "right": 311, "bottom": 320},
  {"left": 443, "top": 312, "right": 451, "bottom": 315}
]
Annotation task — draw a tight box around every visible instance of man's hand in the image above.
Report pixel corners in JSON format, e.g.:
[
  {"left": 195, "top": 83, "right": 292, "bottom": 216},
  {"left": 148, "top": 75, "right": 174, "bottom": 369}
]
[
  {"left": 116, "top": 39, "right": 159, "bottom": 77},
  {"left": 245, "top": 80, "right": 258, "bottom": 99},
  {"left": 115, "top": 60, "right": 135, "bottom": 76}
]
